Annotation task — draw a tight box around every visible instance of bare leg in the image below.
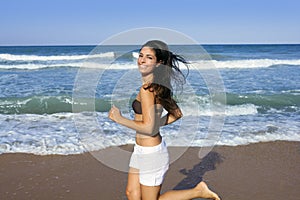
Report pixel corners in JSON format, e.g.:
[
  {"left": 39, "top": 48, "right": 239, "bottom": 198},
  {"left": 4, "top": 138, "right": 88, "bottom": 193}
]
[
  {"left": 159, "top": 181, "right": 220, "bottom": 200},
  {"left": 127, "top": 168, "right": 220, "bottom": 200},
  {"left": 193, "top": 181, "right": 220, "bottom": 200},
  {"left": 126, "top": 168, "right": 142, "bottom": 200},
  {"left": 141, "top": 184, "right": 161, "bottom": 200}
]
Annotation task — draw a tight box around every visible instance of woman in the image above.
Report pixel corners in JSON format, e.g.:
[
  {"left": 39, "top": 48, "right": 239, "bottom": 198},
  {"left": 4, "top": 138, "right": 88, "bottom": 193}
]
[{"left": 109, "top": 40, "right": 220, "bottom": 200}]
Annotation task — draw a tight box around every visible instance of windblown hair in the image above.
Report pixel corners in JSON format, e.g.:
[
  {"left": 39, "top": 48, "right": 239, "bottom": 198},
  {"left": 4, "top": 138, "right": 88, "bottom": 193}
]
[{"left": 141, "top": 40, "right": 189, "bottom": 117}]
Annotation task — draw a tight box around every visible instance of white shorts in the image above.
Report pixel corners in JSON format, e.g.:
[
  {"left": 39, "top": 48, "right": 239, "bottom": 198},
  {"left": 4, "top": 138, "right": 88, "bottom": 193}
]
[{"left": 129, "top": 140, "right": 169, "bottom": 186}]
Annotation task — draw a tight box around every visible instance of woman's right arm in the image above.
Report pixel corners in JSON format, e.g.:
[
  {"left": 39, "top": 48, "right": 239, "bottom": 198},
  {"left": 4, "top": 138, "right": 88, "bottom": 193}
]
[{"left": 109, "top": 86, "right": 160, "bottom": 136}]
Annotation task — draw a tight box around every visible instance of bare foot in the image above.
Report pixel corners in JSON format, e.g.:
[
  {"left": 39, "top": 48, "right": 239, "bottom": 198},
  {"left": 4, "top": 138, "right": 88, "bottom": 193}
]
[{"left": 193, "top": 181, "right": 220, "bottom": 200}]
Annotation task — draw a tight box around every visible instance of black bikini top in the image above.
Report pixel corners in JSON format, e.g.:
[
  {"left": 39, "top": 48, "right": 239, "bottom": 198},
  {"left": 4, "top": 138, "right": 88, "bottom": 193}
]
[
  {"left": 132, "top": 99, "right": 142, "bottom": 114},
  {"left": 132, "top": 98, "right": 160, "bottom": 114}
]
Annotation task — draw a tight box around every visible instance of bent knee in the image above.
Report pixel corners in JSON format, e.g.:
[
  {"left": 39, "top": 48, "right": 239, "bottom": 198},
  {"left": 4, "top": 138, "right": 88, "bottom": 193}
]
[{"left": 126, "top": 188, "right": 141, "bottom": 200}]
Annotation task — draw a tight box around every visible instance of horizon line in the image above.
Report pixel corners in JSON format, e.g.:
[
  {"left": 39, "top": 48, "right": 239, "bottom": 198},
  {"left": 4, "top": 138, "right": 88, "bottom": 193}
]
[{"left": 1, "top": 42, "right": 300, "bottom": 47}]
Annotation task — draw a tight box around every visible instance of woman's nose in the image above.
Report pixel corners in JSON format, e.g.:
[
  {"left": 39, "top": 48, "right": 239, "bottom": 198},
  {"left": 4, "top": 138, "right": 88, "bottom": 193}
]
[{"left": 140, "top": 56, "right": 145, "bottom": 63}]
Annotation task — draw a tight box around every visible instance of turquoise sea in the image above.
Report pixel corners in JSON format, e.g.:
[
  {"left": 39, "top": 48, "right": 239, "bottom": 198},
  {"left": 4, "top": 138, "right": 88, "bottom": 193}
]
[{"left": 0, "top": 44, "right": 299, "bottom": 155}]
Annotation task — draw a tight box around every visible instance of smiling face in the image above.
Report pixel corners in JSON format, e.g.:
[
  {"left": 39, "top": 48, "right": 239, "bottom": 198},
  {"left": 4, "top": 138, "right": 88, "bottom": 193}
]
[{"left": 137, "top": 46, "right": 159, "bottom": 78}]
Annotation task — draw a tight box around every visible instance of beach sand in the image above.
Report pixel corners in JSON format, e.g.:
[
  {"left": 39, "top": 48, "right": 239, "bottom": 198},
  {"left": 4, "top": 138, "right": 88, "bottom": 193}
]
[{"left": 0, "top": 141, "right": 299, "bottom": 200}]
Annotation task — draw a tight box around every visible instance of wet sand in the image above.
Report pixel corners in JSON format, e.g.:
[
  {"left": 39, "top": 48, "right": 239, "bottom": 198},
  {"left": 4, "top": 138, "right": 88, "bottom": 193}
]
[{"left": 0, "top": 141, "right": 299, "bottom": 200}]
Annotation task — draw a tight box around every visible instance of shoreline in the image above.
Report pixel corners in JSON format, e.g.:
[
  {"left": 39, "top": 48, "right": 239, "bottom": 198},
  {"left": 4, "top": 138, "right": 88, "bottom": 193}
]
[{"left": 0, "top": 141, "right": 299, "bottom": 200}]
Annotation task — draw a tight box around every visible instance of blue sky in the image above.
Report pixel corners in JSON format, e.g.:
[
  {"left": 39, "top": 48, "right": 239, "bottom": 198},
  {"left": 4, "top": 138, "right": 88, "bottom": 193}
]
[{"left": 1, "top": 0, "right": 299, "bottom": 45}]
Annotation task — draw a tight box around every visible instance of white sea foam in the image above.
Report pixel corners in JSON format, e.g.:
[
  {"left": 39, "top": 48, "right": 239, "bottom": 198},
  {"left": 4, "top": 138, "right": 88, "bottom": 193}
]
[
  {"left": 0, "top": 52, "right": 114, "bottom": 61},
  {"left": 179, "top": 95, "right": 258, "bottom": 116},
  {"left": 184, "top": 104, "right": 257, "bottom": 116},
  {"left": 0, "top": 62, "right": 136, "bottom": 70},
  {"left": 132, "top": 52, "right": 139, "bottom": 59},
  {"left": 1, "top": 53, "right": 300, "bottom": 70},
  {"left": 0, "top": 112, "right": 134, "bottom": 155},
  {"left": 0, "top": 110, "right": 299, "bottom": 155},
  {"left": 191, "top": 59, "right": 300, "bottom": 69},
  {"left": 1, "top": 102, "right": 292, "bottom": 155}
]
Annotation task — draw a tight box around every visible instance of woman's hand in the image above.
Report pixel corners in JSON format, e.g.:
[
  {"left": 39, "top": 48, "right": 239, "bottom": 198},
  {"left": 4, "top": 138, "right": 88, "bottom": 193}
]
[{"left": 108, "top": 105, "right": 122, "bottom": 123}]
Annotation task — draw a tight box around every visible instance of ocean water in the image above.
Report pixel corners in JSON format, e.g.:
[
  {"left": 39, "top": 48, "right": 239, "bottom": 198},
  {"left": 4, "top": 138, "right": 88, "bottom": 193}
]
[{"left": 0, "top": 44, "right": 299, "bottom": 155}]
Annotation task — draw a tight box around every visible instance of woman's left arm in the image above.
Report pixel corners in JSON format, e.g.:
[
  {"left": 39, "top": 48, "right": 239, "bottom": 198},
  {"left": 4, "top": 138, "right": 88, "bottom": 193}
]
[{"left": 160, "top": 107, "right": 182, "bottom": 126}]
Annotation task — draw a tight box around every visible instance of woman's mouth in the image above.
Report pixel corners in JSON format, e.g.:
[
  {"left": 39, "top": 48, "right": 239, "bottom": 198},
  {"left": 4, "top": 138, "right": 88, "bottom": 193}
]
[{"left": 139, "top": 65, "right": 148, "bottom": 69}]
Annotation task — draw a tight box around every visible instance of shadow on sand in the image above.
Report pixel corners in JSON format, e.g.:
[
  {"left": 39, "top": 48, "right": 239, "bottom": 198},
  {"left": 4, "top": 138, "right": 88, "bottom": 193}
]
[{"left": 173, "top": 151, "right": 223, "bottom": 190}]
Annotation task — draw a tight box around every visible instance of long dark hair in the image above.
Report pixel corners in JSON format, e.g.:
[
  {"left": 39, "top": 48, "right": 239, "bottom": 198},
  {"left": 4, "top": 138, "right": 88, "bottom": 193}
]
[{"left": 141, "top": 40, "right": 189, "bottom": 117}]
